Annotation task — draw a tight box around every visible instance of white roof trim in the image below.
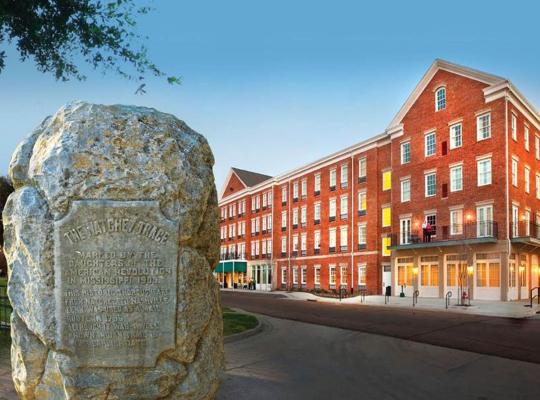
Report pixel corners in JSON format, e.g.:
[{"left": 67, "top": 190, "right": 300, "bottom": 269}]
[
  {"left": 218, "top": 168, "right": 248, "bottom": 200},
  {"left": 387, "top": 59, "right": 504, "bottom": 129}
]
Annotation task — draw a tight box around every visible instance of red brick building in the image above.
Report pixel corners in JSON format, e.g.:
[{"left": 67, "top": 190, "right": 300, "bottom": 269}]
[{"left": 217, "top": 60, "right": 540, "bottom": 301}]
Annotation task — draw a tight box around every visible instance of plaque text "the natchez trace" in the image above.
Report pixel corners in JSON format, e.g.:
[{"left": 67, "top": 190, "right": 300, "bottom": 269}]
[{"left": 63, "top": 217, "right": 170, "bottom": 245}]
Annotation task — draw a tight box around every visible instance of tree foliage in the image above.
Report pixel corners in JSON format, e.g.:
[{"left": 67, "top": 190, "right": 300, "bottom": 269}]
[
  {"left": 0, "top": 0, "right": 180, "bottom": 84},
  {"left": 0, "top": 176, "right": 14, "bottom": 248}
]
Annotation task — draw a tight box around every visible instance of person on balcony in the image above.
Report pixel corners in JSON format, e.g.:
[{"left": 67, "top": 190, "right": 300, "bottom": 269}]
[
  {"left": 426, "top": 221, "right": 432, "bottom": 242},
  {"left": 422, "top": 219, "right": 428, "bottom": 242}
]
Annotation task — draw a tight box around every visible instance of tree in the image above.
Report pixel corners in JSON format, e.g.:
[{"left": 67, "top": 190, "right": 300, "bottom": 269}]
[
  {"left": 0, "top": 0, "right": 180, "bottom": 85},
  {"left": 0, "top": 176, "right": 14, "bottom": 245}
]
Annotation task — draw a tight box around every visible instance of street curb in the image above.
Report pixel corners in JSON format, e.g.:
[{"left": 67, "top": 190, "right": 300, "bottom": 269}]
[{"left": 224, "top": 310, "right": 264, "bottom": 344}]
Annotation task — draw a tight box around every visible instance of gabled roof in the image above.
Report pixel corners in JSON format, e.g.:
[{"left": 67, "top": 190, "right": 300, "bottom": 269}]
[
  {"left": 387, "top": 59, "right": 506, "bottom": 129},
  {"left": 231, "top": 167, "right": 272, "bottom": 187}
]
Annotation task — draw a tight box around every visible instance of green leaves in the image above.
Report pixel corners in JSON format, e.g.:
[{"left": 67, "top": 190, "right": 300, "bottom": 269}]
[{"left": 0, "top": 0, "right": 179, "bottom": 87}]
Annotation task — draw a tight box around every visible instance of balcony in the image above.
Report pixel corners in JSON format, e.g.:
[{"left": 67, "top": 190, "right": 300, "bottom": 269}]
[
  {"left": 293, "top": 197, "right": 299, "bottom": 203},
  {"left": 341, "top": 182, "right": 348, "bottom": 189},
  {"left": 282, "top": 201, "right": 287, "bottom": 206},
  {"left": 293, "top": 224, "right": 298, "bottom": 229},
  {"left": 281, "top": 251, "right": 287, "bottom": 257},
  {"left": 358, "top": 210, "right": 366, "bottom": 217},
  {"left": 314, "top": 219, "right": 320, "bottom": 225},
  {"left": 389, "top": 222, "right": 498, "bottom": 250},
  {"left": 301, "top": 250, "right": 307, "bottom": 256},
  {"left": 330, "top": 185, "right": 336, "bottom": 192},
  {"left": 281, "top": 227, "right": 286, "bottom": 232},
  {"left": 510, "top": 221, "right": 540, "bottom": 246},
  {"left": 314, "top": 190, "right": 320, "bottom": 196},
  {"left": 340, "top": 213, "right": 348, "bottom": 220},
  {"left": 292, "top": 250, "right": 298, "bottom": 257},
  {"left": 329, "top": 246, "right": 336, "bottom": 254},
  {"left": 340, "top": 245, "right": 348, "bottom": 253},
  {"left": 329, "top": 216, "right": 336, "bottom": 222},
  {"left": 358, "top": 176, "right": 367, "bottom": 184},
  {"left": 314, "top": 248, "right": 320, "bottom": 255},
  {"left": 358, "top": 243, "right": 366, "bottom": 250}
]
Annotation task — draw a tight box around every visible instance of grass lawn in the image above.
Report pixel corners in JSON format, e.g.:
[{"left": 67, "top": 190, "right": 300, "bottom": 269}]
[
  {"left": 223, "top": 309, "right": 258, "bottom": 337},
  {"left": 0, "top": 277, "right": 6, "bottom": 286}
]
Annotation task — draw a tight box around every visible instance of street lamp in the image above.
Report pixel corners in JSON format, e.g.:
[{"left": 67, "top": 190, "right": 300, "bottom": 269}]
[
  {"left": 412, "top": 266, "right": 419, "bottom": 292},
  {"left": 467, "top": 265, "right": 474, "bottom": 306}
]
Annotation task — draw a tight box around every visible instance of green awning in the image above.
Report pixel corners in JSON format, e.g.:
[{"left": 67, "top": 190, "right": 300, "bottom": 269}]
[{"left": 214, "top": 261, "right": 247, "bottom": 273}]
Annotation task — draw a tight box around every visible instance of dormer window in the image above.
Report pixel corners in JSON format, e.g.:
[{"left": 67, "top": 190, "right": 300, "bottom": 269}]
[{"left": 435, "top": 87, "right": 446, "bottom": 111}]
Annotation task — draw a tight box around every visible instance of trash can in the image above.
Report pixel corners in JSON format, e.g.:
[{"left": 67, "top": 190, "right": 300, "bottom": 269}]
[{"left": 385, "top": 286, "right": 391, "bottom": 297}]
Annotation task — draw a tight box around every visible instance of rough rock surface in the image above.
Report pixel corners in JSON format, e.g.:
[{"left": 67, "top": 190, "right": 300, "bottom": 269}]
[{"left": 3, "top": 101, "right": 223, "bottom": 399}]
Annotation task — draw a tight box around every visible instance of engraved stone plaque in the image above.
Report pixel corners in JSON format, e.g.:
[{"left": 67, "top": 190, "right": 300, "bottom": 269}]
[{"left": 54, "top": 200, "right": 179, "bottom": 368}]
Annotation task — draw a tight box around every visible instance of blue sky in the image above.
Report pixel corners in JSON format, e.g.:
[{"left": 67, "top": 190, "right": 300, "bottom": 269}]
[{"left": 1, "top": 0, "right": 540, "bottom": 190}]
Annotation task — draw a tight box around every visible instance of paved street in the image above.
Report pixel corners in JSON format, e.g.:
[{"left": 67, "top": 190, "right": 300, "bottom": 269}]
[
  {"left": 218, "top": 315, "right": 540, "bottom": 400},
  {"left": 221, "top": 291, "right": 540, "bottom": 364}
]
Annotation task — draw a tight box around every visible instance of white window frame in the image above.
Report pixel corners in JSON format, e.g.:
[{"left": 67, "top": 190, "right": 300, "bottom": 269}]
[
  {"left": 400, "top": 141, "right": 410, "bottom": 164},
  {"left": 401, "top": 178, "right": 411, "bottom": 202},
  {"left": 301, "top": 179, "right": 307, "bottom": 198},
  {"left": 525, "top": 166, "right": 530, "bottom": 194},
  {"left": 450, "top": 165, "right": 463, "bottom": 192},
  {"left": 435, "top": 87, "right": 446, "bottom": 111},
  {"left": 449, "top": 123, "right": 462, "bottom": 149},
  {"left": 358, "top": 223, "right": 367, "bottom": 245},
  {"left": 477, "top": 113, "right": 491, "bottom": 141},
  {"left": 329, "top": 169, "right": 337, "bottom": 188},
  {"left": 477, "top": 157, "right": 492, "bottom": 187},
  {"left": 450, "top": 209, "right": 463, "bottom": 235},
  {"left": 525, "top": 125, "right": 530, "bottom": 151},
  {"left": 358, "top": 264, "right": 366, "bottom": 286},
  {"left": 511, "top": 113, "right": 517, "bottom": 141},
  {"left": 425, "top": 172, "right": 436, "bottom": 197},
  {"left": 512, "top": 157, "right": 518, "bottom": 187},
  {"left": 314, "top": 265, "right": 321, "bottom": 285},
  {"left": 329, "top": 198, "right": 337, "bottom": 218},
  {"left": 400, "top": 218, "right": 411, "bottom": 245},
  {"left": 341, "top": 164, "right": 348, "bottom": 186},
  {"left": 359, "top": 158, "right": 367, "bottom": 178},
  {"left": 425, "top": 132, "right": 436, "bottom": 157},
  {"left": 314, "top": 173, "right": 321, "bottom": 192},
  {"left": 340, "top": 195, "right": 348, "bottom": 216}
]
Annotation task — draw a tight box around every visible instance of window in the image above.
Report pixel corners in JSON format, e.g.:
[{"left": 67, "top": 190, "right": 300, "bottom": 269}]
[
  {"left": 329, "top": 228, "right": 337, "bottom": 250},
  {"left": 359, "top": 158, "right": 367, "bottom": 179},
  {"left": 512, "top": 158, "right": 518, "bottom": 187},
  {"left": 301, "top": 233, "right": 307, "bottom": 255},
  {"left": 435, "top": 87, "right": 446, "bottom": 111},
  {"left": 426, "top": 214, "right": 437, "bottom": 236},
  {"left": 292, "top": 235, "right": 298, "bottom": 252},
  {"left": 340, "top": 195, "right": 348, "bottom": 218},
  {"left": 293, "top": 267, "right": 298, "bottom": 285},
  {"left": 420, "top": 262, "right": 439, "bottom": 287},
  {"left": 301, "top": 206, "right": 307, "bottom": 226},
  {"left": 401, "top": 178, "right": 411, "bottom": 202},
  {"left": 314, "top": 202, "right": 321, "bottom": 222},
  {"left": 340, "top": 265, "right": 348, "bottom": 286},
  {"left": 329, "top": 198, "right": 337, "bottom": 219},
  {"left": 536, "top": 173, "right": 540, "bottom": 199},
  {"left": 536, "top": 136, "right": 540, "bottom": 160},
  {"left": 340, "top": 226, "right": 348, "bottom": 250},
  {"left": 329, "top": 265, "right": 336, "bottom": 285},
  {"left": 425, "top": 172, "right": 436, "bottom": 197},
  {"left": 281, "top": 211, "right": 287, "bottom": 229},
  {"left": 425, "top": 132, "right": 436, "bottom": 157},
  {"left": 382, "top": 237, "right": 391, "bottom": 257},
  {"left": 525, "top": 126, "right": 530, "bottom": 151},
  {"left": 358, "top": 264, "right": 366, "bottom": 286},
  {"left": 281, "top": 186, "right": 287, "bottom": 204},
  {"left": 477, "top": 158, "right": 491, "bottom": 186},
  {"left": 314, "top": 231, "right": 321, "bottom": 250},
  {"left": 449, "top": 123, "right": 462, "bottom": 149},
  {"left": 281, "top": 237, "right": 287, "bottom": 254},
  {"left": 450, "top": 209, "right": 463, "bottom": 235},
  {"left": 525, "top": 210, "right": 531, "bottom": 236},
  {"left": 329, "top": 169, "right": 336, "bottom": 189},
  {"left": 401, "top": 141, "right": 411, "bottom": 164},
  {"left": 477, "top": 113, "right": 491, "bottom": 140},
  {"left": 267, "top": 192, "right": 272, "bottom": 207},
  {"left": 281, "top": 267, "right": 287, "bottom": 285},
  {"left": 476, "top": 262, "right": 500, "bottom": 288},
  {"left": 450, "top": 165, "right": 463, "bottom": 192},
  {"left": 341, "top": 164, "right": 348, "bottom": 187},
  {"left": 511, "top": 114, "right": 517, "bottom": 141},
  {"left": 358, "top": 191, "right": 367, "bottom": 212},
  {"left": 301, "top": 179, "right": 307, "bottom": 198},
  {"left": 382, "top": 170, "right": 392, "bottom": 191},
  {"left": 314, "top": 174, "right": 321, "bottom": 193},
  {"left": 382, "top": 206, "right": 391, "bottom": 227},
  {"left": 358, "top": 223, "right": 367, "bottom": 246},
  {"left": 292, "top": 208, "right": 298, "bottom": 227},
  {"left": 301, "top": 267, "right": 307, "bottom": 285},
  {"left": 293, "top": 182, "right": 299, "bottom": 200},
  {"left": 525, "top": 167, "right": 530, "bottom": 194},
  {"left": 400, "top": 218, "right": 411, "bottom": 245},
  {"left": 261, "top": 240, "right": 266, "bottom": 255},
  {"left": 512, "top": 205, "right": 519, "bottom": 238},
  {"left": 262, "top": 193, "right": 267, "bottom": 208},
  {"left": 477, "top": 205, "right": 494, "bottom": 237},
  {"left": 314, "top": 266, "right": 321, "bottom": 285}
]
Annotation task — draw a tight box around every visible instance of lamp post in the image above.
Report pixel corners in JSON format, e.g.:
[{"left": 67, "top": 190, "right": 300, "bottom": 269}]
[{"left": 412, "top": 266, "right": 419, "bottom": 292}]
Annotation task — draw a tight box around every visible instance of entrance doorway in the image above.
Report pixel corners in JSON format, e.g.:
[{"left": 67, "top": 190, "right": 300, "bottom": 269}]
[
  {"left": 445, "top": 254, "right": 468, "bottom": 301},
  {"left": 382, "top": 264, "right": 391, "bottom": 295}
]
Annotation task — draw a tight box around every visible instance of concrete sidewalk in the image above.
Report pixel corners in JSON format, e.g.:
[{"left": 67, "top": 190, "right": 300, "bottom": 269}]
[{"left": 221, "top": 288, "right": 540, "bottom": 318}]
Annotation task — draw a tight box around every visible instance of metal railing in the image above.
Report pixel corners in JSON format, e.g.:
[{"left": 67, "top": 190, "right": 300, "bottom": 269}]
[
  {"left": 445, "top": 291, "right": 452, "bottom": 309},
  {"left": 390, "top": 221, "right": 498, "bottom": 246},
  {"left": 527, "top": 287, "right": 540, "bottom": 308},
  {"left": 0, "top": 283, "right": 11, "bottom": 329},
  {"left": 510, "top": 222, "right": 540, "bottom": 239}
]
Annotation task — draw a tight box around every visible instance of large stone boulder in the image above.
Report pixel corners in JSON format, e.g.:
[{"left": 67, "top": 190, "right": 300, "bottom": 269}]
[{"left": 3, "top": 101, "right": 223, "bottom": 399}]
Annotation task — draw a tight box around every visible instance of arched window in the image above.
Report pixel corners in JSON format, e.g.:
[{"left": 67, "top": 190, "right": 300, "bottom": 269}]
[{"left": 435, "top": 87, "right": 446, "bottom": 111}]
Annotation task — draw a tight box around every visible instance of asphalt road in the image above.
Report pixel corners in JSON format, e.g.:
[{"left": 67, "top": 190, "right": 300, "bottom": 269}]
[
  {"left": 221, "top": 291, "right": 540, "bottom": 364},
  {"left": 218, "top": 315, "right": 540, "bottom": 400}
]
